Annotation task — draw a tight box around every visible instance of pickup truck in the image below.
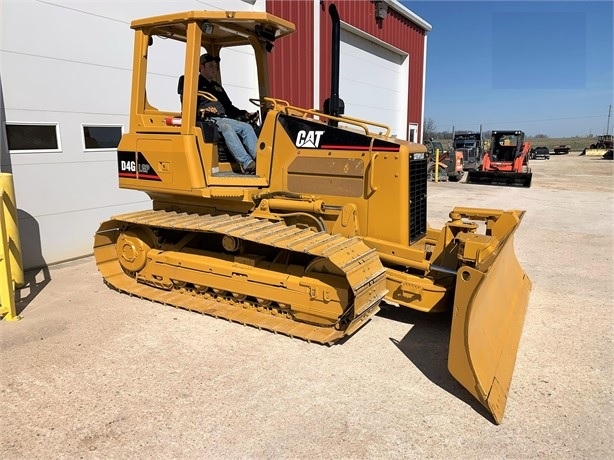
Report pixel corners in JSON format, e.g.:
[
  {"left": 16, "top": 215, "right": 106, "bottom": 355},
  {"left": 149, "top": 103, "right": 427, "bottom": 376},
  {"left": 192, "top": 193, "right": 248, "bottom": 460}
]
[
  {"left": 553, "top": 145, "right": 571, "bottom": 155},
  {"left": 530, "top": 146, "right": 550, "bottom": 160}
]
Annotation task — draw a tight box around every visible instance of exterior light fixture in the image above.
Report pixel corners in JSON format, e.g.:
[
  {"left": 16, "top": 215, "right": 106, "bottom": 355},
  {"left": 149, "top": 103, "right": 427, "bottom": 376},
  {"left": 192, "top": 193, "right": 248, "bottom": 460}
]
[
  {"left": 374, "top": 1, "right": 388, "bottom": 21},
  {"left": 202, "top": 22, "right": 214, "bottom": 35}
]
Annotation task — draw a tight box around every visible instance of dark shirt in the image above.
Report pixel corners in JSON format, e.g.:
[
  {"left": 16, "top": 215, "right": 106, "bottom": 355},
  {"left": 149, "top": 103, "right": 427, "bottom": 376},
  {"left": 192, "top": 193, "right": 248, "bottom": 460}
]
[
  {"left": 177, "top": 74, "right": 247, "bottom": 120},
  {"left": 197, "top": 75, "right": 246, "bottom": 119}
]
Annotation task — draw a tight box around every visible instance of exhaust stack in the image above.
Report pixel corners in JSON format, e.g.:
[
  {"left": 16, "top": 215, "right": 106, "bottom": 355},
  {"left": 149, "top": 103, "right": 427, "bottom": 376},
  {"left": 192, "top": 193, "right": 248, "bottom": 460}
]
[{"left": 324, "top": 3, "right": 344, "bottom": 126}]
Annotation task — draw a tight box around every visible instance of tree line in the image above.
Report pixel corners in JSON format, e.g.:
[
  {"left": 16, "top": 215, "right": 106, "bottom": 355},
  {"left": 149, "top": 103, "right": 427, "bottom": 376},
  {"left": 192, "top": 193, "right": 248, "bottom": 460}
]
[{"left": 423, "top": 117, "right": 557, "bottom": 141}]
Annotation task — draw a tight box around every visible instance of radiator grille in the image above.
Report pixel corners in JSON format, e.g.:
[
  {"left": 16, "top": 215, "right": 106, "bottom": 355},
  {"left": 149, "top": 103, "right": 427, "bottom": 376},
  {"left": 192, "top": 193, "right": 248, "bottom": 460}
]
[
  {"left": 462, "top": 147, "right": 479, "bottom": 162},
  {"left": 409, "top": 158, "right": 427, "bottom": 243}
]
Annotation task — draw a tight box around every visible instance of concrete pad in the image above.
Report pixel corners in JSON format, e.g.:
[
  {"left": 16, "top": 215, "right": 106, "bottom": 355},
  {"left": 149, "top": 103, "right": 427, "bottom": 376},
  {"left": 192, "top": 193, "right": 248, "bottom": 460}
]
[{"left": 1, "top": 153, "right": 612, "bottom": 458}]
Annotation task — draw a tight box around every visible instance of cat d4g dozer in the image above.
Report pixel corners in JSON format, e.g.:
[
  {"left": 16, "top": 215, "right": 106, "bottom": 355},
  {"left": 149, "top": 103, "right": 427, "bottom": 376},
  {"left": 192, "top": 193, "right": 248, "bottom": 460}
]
[
  {"left": 94, "top": 6, "right": 532, "bottom": 424},
  {"left": 467, "top": 130, "right": 533, "bottom": 187}
]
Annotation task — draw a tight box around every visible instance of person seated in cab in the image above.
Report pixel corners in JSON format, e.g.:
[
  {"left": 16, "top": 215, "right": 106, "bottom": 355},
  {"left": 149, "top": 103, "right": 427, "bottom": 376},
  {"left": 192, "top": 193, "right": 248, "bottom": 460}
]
[{"left": 179, "top": 53, "right": 259, "bottom": 175}]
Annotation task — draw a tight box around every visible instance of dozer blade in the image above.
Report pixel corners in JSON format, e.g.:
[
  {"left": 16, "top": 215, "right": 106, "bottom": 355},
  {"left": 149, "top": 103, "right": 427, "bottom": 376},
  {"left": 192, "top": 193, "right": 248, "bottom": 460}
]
[
  {"left": 466, "top": 170, "right": 532, "bottom": 187},
  {"left": 583, "top": 148, "right": 609, "bottom": 157},
  {"left": 447, "top": 212, "right": 532, "bottom": 424}
]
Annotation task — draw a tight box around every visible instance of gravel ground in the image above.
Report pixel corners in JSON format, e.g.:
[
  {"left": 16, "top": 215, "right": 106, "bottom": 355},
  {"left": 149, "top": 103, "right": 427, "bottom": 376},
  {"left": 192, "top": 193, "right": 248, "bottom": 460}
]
[{"left": 1, "top": 152, "right": 612, "bottom": 459}]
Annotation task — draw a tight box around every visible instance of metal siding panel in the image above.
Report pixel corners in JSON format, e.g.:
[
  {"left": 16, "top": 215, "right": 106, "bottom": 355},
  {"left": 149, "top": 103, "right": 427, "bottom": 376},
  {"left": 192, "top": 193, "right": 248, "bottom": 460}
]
[
  {"left": 266, "top": 1, "right": 314, "bottom": 108},
  {"left": 318, "top": 0, "right": 425, "bottom": 133},
  {"left": 267, "top": 1, "right": 425, "bottom": 131}
]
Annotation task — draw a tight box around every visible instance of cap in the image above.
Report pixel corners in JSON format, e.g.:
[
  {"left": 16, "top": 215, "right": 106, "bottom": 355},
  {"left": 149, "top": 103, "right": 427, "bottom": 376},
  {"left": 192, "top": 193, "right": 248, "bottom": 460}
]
[{"left": 200, "top": 53, "right": 221, "bottom": 64}]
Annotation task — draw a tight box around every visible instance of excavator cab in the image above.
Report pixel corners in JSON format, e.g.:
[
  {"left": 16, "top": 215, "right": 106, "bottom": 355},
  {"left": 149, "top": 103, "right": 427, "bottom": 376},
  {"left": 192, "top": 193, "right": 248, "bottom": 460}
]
[{"left": 96, "top": 7, "right": 532, "bottom": 424}]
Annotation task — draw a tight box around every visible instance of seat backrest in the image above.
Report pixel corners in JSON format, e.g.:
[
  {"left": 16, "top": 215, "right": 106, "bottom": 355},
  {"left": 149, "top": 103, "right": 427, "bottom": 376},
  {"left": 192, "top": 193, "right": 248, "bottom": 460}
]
[
  {"left": 177, "top": 75, "right": 185, "bottom": 103},
  {"left": 178, "top": 75, "right": 238, "bottom": 169}
]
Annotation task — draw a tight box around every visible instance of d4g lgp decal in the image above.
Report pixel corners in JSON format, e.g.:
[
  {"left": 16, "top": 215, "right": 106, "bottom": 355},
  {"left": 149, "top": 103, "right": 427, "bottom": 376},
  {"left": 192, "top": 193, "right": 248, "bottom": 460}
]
[{"left": 117, "top": 151, "right": 161, "bottom": 181}]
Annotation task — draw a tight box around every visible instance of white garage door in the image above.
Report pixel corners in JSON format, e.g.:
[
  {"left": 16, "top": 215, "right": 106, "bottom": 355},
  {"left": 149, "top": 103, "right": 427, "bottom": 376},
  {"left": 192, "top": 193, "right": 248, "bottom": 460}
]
[{"left": 339, "top": 26, "right": 408, "bottom": 139}]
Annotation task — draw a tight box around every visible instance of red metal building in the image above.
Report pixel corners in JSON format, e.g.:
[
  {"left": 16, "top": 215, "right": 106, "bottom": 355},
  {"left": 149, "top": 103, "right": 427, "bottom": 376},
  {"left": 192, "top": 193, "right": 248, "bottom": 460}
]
[{"left": 266, "top": 0, "right": 431, "bottom": 142}]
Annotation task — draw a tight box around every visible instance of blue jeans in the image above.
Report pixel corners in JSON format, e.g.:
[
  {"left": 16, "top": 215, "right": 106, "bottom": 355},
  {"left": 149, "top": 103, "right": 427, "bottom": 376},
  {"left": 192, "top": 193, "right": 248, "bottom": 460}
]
[{"left": 212, "top": 117, "right": 257, "bottom": 169}]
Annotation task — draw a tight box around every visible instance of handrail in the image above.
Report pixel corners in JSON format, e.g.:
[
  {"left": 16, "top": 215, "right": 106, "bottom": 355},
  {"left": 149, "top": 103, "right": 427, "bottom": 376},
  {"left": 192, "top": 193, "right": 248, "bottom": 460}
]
[
  {"left": 262, "top": 97, "right": 392, "bottom": 137},
  {"left": 368, "top": 153, "right": 379, "bottom": 194}
]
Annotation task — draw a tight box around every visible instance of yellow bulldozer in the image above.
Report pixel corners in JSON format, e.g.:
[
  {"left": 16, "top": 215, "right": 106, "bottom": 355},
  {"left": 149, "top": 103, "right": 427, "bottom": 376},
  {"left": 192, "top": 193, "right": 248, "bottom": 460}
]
[
  {"left": 583, "top": 134, "right": 613, "bottom": 157},
  {"left": 94, "top": 6, "right": 532, "bottom": 424}
]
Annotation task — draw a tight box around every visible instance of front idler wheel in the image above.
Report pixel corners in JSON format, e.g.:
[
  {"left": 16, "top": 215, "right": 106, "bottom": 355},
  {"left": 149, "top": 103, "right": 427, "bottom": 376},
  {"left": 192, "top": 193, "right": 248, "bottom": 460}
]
[{"left": 116, "top": 227, "right": 158, "bottom": 273}]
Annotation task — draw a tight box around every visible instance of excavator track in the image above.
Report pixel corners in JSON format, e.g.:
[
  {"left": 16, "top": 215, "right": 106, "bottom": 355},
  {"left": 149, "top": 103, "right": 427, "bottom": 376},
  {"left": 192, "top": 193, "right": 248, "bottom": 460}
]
[{"left": 94, "top": 210, "right": 387, "bottom": 344}]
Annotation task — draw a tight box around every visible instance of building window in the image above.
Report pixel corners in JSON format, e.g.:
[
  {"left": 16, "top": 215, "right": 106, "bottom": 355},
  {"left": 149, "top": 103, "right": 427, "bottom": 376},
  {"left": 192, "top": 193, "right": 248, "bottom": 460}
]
[
  {"left": 82, "top": 125, "right": 123, "bottom": 150},
  {"left": 6, "top": 123, "right": 61, "bottom": 153}
]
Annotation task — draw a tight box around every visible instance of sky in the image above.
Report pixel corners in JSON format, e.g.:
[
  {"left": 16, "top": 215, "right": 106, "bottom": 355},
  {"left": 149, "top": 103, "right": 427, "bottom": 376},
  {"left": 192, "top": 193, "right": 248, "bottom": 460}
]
[{"left": 401, "top": 0, "right": 614, "bottom": 137}]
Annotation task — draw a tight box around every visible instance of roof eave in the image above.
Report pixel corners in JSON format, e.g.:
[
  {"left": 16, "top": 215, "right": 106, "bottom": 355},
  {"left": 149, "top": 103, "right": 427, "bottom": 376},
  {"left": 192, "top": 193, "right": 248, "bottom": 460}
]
[{"left": 381, "top": 0, "right": 433, "bottom": 32}]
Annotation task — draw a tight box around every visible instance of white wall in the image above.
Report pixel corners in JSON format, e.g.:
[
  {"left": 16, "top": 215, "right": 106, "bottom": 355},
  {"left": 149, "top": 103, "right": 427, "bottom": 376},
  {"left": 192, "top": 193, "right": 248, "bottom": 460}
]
[
  {"left": 339, "top": 24, "right": 409, "bottom": 139},
  {"left": 0, "top": 0, "right": 418, "bottom": 270},
  {"left": 0, "top": 0, "right": 264, "bottom": 269}
]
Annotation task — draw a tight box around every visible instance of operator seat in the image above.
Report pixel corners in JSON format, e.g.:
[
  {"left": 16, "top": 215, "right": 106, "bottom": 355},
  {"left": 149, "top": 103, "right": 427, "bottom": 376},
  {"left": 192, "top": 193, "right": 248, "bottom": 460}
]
[{"left": 177, "top": 75, "right": 238, "bottom": 168}]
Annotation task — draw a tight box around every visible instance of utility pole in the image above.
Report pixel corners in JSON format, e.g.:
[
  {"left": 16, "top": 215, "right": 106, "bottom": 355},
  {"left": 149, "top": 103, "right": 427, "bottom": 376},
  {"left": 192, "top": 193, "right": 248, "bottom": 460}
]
[{"left": 607, "top": 104, "right": 612, "bottom": 135}]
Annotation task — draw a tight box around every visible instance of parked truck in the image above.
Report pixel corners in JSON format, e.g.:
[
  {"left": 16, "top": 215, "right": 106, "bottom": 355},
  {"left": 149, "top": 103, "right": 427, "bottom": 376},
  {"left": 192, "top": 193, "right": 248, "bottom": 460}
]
[{"left": 452, "top": 132, "right": 484, "bottom": 171}]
